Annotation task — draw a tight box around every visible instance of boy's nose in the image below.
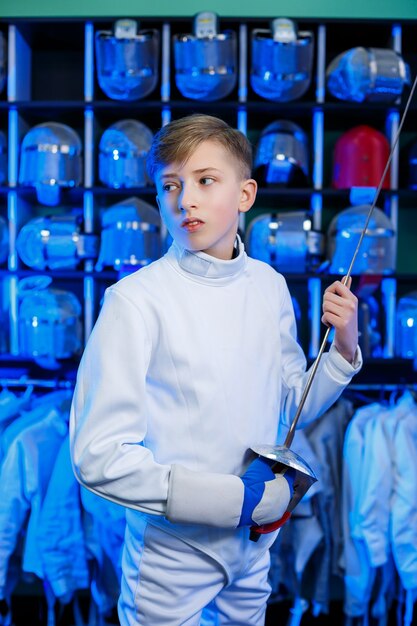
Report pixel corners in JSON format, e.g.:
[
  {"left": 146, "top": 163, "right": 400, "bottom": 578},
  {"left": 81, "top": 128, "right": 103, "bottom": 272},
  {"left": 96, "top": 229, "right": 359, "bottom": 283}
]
[{"left": 179, "top": 185, "right": 198, "bottom": 211}]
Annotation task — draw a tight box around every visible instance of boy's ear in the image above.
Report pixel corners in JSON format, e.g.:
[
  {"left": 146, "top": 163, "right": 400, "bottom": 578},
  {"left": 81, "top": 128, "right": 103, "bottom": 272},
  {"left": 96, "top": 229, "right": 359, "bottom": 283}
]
[{"left": 239, "top": 178, "right": 258, "bottom": 214}]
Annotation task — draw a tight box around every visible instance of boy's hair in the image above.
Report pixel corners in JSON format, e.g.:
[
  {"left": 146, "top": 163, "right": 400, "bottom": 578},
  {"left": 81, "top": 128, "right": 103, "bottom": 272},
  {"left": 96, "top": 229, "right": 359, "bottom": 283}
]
[{"left": 146, "top": 114, "right": 253, "bottom": 181}]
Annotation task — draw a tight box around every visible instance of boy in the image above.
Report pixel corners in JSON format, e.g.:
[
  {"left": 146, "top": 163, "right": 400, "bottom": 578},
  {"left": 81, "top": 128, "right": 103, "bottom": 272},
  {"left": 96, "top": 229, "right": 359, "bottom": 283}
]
[{"left": 70, "top": 114, "right": 361, "bottom": 625}]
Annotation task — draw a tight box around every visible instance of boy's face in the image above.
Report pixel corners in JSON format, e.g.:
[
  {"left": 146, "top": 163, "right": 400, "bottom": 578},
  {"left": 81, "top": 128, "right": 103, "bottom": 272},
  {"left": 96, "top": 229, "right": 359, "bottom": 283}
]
[{"left": 155, "top": 140, "right": 257, "bottom": 260}]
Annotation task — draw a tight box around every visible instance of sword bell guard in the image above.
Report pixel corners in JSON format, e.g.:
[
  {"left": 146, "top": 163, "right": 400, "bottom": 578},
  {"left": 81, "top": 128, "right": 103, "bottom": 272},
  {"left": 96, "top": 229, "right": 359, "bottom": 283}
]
[{"left": 251, "top": 444, "right": 317, "bottom": 513}]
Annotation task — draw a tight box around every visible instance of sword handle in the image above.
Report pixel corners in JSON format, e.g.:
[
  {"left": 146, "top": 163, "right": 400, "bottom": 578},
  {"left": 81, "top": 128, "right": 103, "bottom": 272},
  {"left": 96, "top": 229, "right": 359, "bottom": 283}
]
[
  {"left": 249, "top": 461, "right": 293, "bottom": 542},
  {"left": 249, "top": 511, "right": 292, "bottom": 542}
]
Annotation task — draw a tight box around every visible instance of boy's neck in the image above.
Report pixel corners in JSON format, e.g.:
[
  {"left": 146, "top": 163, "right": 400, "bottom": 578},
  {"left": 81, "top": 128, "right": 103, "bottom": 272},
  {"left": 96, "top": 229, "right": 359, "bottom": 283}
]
[{"left": 202, "top": 237, "right": 240, "bottom": 261}]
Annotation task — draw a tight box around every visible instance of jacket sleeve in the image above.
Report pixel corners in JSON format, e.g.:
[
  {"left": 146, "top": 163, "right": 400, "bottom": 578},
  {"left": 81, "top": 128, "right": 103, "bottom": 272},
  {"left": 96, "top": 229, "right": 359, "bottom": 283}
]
[
  {"left": 278, "top": 274, "right": 362, "bottom": 429},
  {"left": 70, "top": 287, "right": 172, "bottom": 515},
  {"left": 69, "top": 287, "right": 244, "bottom": 527}
]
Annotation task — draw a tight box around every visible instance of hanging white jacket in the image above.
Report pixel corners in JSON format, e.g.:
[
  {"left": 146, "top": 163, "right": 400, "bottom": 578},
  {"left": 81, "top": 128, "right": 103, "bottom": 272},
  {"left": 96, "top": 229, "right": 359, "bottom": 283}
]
[
  {"left": 342, "top": 403, "right": 380, "bottom": 617},
  {"left": 306, "top": 398, "right": 354, "bottom": 578},
  {"left": 0, "top": 388, "right": 33, "bottom": 463},
  {"left": 390, "top": 392, "right": 417, "bottom": 592},
  {"left": 81, "top": 487, "right": 125, "bottom": 582},
  {"left": 0, "top": 388, "right": 32, "bottom": 427},
  {"left": 295, "top": 398, "right": 355, "bottom": 615},
  {"left": 0, "top": 391, "right": 73, "bottom": 462},
  {"left": 37, "top": 435, "right": 89, "bottom": 603},
  {"left": 355, "top": 403, "right": 392, "bottom": 569},
  {"left": 0, "top": 406, "right": 69, "bottom": 600},
  {"left": 274, "top": 423, "right": 325, "bottom": 600},
  {"left": 80, "top": 487, "right": 126, "bottom": 616}
]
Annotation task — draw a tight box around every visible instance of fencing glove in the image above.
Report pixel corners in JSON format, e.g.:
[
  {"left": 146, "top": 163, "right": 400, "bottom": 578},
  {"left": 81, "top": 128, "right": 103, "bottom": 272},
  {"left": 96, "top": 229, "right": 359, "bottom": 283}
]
[{"left": 238, "top": 457, "right": 294, "bottom": 527}]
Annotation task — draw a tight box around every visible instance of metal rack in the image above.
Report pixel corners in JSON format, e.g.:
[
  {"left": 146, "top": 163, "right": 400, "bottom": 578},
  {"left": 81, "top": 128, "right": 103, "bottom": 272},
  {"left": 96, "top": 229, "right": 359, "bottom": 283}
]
[
  {"left": 0, "top": 376, "right": 74, "bottom": 389},
  {"left": 0, "top": 16, "right": 416, "bottom": 370}
]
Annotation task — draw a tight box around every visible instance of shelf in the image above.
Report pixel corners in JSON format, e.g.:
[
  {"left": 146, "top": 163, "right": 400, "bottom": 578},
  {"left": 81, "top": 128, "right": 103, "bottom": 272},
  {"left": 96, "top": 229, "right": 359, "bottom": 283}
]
[
  {"left": 1, "top": 268, "right": 415, "bottom": 284},
  {"left": 266, "top": 273, "right": 417, "bottom": 285},
  {"left": 1, "top": 100, "right": 87, "bottom": 110},
  {"left": 0, "top": 268, "right": 120, "bottom": 281},
  {"left": 0, "top": 100, "right": 411, "bottom": 116},
  {"left": 1, "top": 186, "right": 415, "bottom": 202},
  {"left": 0, "top": 16, "right": 415, "bottom": 369},
  {"left": 0, "top": 354, "right": 414, "bottom": 384},
  {"left": 253, "top": 188, "right": 417, "bottom": 204},
  {"left": 347, "top": 358, "right": 417, "bottom": 385},
  {"left": 0, "top": 355, "right": 414, "bottom": 384},
  {"left": 0, "top": 354, "right": 79, "bottom": 379},
  {"left": 89, "top": 186, "right": 157, "bottom": 197},
  {"left": 305, "top": 357, "right": 417, "bottom": 385}
]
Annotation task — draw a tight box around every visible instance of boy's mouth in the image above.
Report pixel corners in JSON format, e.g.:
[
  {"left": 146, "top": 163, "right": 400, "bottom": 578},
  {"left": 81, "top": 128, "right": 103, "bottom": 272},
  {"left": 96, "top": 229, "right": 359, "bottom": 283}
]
[{"left": 181, "top": 218, "right": 205, "bottom": 232}]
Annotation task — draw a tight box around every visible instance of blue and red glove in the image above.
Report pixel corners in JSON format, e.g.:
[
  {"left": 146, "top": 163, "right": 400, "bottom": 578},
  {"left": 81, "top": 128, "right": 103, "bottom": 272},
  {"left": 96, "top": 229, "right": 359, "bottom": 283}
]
[{"left": 238, "top": 457, "right": 295, "bottom": 527}]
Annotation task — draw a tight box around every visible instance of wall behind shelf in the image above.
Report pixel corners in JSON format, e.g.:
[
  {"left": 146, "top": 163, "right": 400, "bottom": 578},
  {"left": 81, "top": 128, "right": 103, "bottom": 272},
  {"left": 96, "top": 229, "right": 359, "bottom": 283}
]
[{"left": 1, "top": 0, "right": 417, "bottom": 20}]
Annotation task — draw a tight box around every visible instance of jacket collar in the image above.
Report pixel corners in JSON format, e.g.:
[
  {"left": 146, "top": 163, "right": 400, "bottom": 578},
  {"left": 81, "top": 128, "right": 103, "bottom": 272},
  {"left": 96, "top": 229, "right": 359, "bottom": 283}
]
[{"left": 166, "top": 235, "right": 247, "bottom": 282}]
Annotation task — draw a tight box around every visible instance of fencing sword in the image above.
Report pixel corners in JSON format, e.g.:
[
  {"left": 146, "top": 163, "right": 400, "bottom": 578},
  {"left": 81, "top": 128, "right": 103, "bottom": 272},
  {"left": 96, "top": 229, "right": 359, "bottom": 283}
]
[{"left": 250, "top": 71, "right": 417, "bottom": 542}]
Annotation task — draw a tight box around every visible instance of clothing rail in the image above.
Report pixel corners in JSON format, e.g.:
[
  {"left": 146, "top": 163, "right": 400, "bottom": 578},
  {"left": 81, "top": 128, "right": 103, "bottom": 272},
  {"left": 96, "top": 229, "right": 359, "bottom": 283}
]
[
  {"left": 1, "top": 379, "right": 414, "bottom": 392},
  {"left": 0, "top": 377, "right": 74, "bottom": 389},
  {"left": 348, "top": 383, "right": 417, "bottom": 391}
]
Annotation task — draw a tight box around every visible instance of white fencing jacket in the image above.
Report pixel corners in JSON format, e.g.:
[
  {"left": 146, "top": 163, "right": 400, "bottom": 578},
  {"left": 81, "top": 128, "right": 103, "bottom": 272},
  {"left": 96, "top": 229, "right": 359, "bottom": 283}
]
[
  {"left": 342, "top": 403, "right": 379, "bottom": 617},
  {"left": 306, "top": 398, "right": 354, "bottom": 578},
  {"left": 390, "top": 393, "right": 417, "bottom": 592},
  {"left": 37, "top": 435, "right": 89, "bottom": 603},
  {"left": 70, "top": 239, "right": 361, "bottom": 572},
  {"left": 0, "top": 407, "right": 69, "bottom": 599},
  {"left": 343, "top": 392, "right": 417, "bottom": 623},
  {"left": 80, "top": 486, "right": 126, "bottom": 613}
]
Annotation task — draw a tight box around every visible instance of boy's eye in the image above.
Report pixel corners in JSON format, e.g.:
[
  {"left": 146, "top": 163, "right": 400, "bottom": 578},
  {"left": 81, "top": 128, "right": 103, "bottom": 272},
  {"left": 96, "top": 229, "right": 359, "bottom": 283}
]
[
  {"left": 200, "top": 177, "right": 214, "bottom": 186},
  {"left": 162, "top": 183, "right": 178, "bottom": 192}
]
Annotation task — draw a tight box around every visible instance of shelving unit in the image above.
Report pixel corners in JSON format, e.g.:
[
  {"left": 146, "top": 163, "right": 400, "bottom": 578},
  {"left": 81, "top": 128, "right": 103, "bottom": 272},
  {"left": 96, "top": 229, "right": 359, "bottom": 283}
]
[{"left": 0, "top": 15, "right": 416, "bottom": 382}]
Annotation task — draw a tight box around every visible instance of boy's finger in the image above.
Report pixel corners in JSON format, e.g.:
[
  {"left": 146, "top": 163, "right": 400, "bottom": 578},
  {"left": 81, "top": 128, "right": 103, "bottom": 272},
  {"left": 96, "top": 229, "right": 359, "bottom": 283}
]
[
  {"left": 325, "top": 280, "right": 354, "bottom": 298},
  {"left": 342, "top": 275, "right": 352, "bottom": 289}
]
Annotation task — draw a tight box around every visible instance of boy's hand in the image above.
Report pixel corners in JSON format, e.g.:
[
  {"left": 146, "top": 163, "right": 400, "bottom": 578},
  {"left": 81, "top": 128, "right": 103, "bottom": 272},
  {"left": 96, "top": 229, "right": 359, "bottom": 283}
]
[
  {"left": 238, "top": 457, "right": 293, "bottom": 527},
  {"left": 322, "top": 276, "right": 358, "bottom": 364}
]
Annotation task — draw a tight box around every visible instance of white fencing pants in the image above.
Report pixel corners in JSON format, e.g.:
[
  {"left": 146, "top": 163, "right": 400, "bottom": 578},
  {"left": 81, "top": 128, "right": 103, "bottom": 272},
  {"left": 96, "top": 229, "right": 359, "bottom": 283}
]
[{"left": 118, "top": 522, "right": 271, "bottom": 625}]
